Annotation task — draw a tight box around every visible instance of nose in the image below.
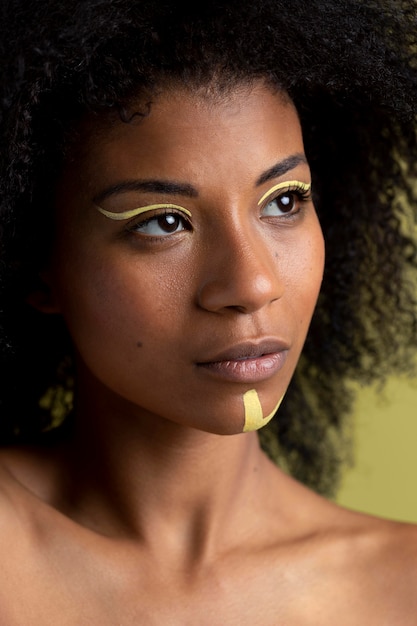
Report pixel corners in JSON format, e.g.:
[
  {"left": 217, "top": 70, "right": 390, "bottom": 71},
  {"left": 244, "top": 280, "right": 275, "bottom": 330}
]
[{"left": 196, "top": 225, "right": 283, "bottom": 314}]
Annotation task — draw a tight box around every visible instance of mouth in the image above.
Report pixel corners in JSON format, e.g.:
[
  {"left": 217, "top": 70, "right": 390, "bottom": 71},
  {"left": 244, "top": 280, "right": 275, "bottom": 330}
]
[{"left": 196, "top": 339, "right": 289, "bottom": 384}]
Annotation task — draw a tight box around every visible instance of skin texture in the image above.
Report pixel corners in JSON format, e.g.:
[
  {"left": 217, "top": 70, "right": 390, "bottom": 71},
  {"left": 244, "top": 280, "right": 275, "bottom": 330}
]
[
  {"left": 49, "top": 85, "right": 324, "bottom": 437},
  {"left": 0, "top": 84, "right": 416, "bottom": 624}
]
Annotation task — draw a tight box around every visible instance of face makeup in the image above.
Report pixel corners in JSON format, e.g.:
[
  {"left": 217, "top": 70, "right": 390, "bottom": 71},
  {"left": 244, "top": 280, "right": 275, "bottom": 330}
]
[
  {"left": 96, "top": 181, "right": 311, "bottom": 224},
  {"left": 242, "top": 389, "right": 284, "bottom": 432},
  {"left": 50, "top": 84, "right": 324, "bottom": 437},
  {"left": 257, "top": 180, "right": 311, "bottom": 206},
  {"left": 95, "top": 203, "right": 192, "bottom": 221}
]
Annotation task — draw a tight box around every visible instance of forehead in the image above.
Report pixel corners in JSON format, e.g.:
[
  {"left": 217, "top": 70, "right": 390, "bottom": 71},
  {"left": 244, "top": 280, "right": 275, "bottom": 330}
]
[{"left": 61, "top": 83, "right": 305, "bottom": 198}]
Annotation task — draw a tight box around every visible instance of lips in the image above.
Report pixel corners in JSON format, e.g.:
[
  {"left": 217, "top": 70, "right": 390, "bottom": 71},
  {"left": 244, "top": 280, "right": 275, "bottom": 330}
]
[{"left": 196, "top": 339, "right": 289, "bottom": 384}]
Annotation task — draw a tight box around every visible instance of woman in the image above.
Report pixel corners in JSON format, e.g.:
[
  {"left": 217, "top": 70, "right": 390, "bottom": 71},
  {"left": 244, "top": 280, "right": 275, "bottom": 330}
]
[{"left": 0, "top": 0, "right": 416, "bottom": 622}]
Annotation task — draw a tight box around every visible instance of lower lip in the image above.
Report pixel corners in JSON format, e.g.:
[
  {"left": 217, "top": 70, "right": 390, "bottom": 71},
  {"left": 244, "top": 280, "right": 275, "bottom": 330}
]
[{"left": 197, "top": 351, "right": 288, "bottom": 384}]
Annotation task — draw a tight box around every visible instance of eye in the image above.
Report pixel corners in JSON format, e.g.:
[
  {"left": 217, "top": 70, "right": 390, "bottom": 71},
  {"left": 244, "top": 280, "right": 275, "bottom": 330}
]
[
  {"left": 259, "top": 181, "right": 312, "bottom": 219},
  {"left": 261, "top": 191, "right": 300, "bottom": 217},
  {"left": 130, "top": 211, "right": 190, "bottom": 237}
]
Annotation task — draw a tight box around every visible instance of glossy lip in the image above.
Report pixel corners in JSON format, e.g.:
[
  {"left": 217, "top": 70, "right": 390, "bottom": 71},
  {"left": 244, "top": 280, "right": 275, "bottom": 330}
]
[{"left": 196, "top": 339, "right": 289, "bottom": 384}]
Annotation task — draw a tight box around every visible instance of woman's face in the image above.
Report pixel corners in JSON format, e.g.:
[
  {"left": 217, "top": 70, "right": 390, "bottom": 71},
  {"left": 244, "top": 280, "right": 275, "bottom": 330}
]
[{"left": 49, "top": 82, "right": 324, "bottom": 435}]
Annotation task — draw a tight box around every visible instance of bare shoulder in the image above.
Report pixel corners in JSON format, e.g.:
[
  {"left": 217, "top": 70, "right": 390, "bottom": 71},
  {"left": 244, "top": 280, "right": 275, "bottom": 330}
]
[
  {"left": 263, "top": 473, "right": 417, "bottom": 624},
  {"left": 0, "top": 447, "right": 42, "bottom": 525},
  {"left": 325, "top": 495, "right": 417, "bottom": 573},
  {"left": 0, "top": 444, "right": 64, "bottom": 543},
  {"left": 308, "top": 493, "right": 417, "bottom": 623},
  {"left": 0, "top": 450, "right": 40, "bottom": 578}
]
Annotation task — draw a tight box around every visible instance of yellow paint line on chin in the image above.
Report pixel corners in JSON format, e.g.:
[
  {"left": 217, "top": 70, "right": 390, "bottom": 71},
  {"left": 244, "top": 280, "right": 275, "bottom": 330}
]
[{"left": 243, "top": 389, "right": 283, "bottom": 433}]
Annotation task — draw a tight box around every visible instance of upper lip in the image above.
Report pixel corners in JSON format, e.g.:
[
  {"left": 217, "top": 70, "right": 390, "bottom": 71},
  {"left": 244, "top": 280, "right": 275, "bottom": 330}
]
[{"left": 197, "top": 339, "right": 290, "bottom": 364}]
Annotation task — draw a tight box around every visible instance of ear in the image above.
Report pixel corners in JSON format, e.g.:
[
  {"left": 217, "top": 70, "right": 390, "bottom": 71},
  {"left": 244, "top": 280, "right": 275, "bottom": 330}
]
[{"left": 26, "top": 272, "right": 61, "bottom": 314}]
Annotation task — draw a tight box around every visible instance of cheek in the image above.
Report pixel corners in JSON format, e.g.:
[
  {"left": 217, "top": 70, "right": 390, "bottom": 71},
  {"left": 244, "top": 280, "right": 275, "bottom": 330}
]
[
  {"left": 286, "top": 220, "right": 325, "bottom": 329},
  {"left": 305, "top": 224, "right": 325, "bottom": 295},
  {"left": 51, "top": 245, "right": 171, "bottom": 357}
]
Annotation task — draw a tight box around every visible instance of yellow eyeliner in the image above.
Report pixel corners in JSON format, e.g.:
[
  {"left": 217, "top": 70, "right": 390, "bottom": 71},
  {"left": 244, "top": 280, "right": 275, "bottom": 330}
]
[
  {"left": 95, "top": 203, "right": 192, "bottom": 221},
  {"left": 258, "top": 180, "right": 311, "bottom": 206},
  {"left": 243, "top": 389, "right": 284, "bottom": 433}
]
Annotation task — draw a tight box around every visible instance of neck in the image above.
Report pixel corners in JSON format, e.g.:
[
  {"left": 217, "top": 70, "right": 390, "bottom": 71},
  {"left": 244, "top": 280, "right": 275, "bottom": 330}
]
[{"left": 58, "top": 375, "right": 281, "bottom": 565}]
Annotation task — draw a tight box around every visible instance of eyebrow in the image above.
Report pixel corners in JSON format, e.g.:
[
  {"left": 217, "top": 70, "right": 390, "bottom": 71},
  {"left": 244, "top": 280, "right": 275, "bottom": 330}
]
[
  {"left": 255, "top": 154, "right": 308, "bottom": 186},
  {"left": 93, "top": 153, "right": 308, "bottom": 204},
  {"left": 93, "top": 179, "right": 198, "bottom": 204}
]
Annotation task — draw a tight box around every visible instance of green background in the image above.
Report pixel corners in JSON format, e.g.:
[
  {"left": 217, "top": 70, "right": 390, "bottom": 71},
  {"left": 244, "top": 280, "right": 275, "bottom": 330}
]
[{"left": 336, "top": 377, "right": 417, "bottom": 523}]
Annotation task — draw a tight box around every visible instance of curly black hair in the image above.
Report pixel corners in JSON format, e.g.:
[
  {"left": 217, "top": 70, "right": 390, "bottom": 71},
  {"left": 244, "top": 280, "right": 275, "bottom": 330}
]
[{"left": 0, "top": 0, "right": 416, "bottom": 496}]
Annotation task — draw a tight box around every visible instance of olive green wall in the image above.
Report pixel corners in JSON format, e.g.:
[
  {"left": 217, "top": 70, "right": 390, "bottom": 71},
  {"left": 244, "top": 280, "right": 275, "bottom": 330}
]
[{"left": 336, "top": 378, "right": 417, "bottom": 523}]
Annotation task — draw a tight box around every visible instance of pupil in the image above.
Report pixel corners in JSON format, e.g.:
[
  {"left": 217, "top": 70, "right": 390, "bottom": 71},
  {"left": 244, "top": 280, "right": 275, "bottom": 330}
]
[
  {"left": 279, "top": 193, "right": 294, "bottom": 211},
  {"left": 158, "top": 214, "right": 179, "bottom": 232}
]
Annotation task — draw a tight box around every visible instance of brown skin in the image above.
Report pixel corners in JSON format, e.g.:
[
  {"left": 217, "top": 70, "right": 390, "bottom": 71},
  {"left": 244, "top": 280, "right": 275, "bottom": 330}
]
[{"left": 0, "top": 83, "right": 416, "bottom": 624}]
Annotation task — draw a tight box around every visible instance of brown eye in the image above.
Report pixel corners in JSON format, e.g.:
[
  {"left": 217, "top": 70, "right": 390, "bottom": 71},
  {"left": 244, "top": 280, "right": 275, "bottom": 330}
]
[
  {"left": 156, "top": 214, "right": 182, "bottom": 232},
  {"left": 131, "top": 212, "right": 190, "bottom": 237},
  {"left": 262, "top": 191, "right": 297, "bottom": 216}
]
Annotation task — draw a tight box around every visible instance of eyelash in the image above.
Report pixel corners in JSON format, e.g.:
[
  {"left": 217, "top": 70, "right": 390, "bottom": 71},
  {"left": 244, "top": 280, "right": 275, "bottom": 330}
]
[
  {"left": 123, "top": 182, "right": 311, "bottom": 241},
  {"left": 126, "top": 209, "right": 192, "bottom": 240},
  {"left": 260, "top": 184, "right": 312, "bottom": 219}
]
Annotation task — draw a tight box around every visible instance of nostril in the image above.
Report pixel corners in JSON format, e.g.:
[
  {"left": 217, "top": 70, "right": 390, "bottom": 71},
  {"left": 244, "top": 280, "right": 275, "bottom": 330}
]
[
  {"left": 197, "top": 264, "right": 283, "bottom": 314},
  {"left": 227, "top": 304, "right": 251, "bottom": 314}
]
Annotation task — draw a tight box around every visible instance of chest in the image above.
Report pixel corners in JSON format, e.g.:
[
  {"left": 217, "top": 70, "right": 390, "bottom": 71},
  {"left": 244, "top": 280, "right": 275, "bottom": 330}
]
[
  {"left": 0, "top": 534, "right": 414, "bottom": 626},
  {"left": 0, "top": 557, "right": 407, "bottom": 626}
]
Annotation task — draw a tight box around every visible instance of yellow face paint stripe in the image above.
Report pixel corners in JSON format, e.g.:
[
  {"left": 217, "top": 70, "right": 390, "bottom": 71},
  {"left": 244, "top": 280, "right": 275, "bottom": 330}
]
[
  {"left": 257, "top": 180, "right": 311, "bottom": 206},
  {"left": 243, "top": 389, "right": 284, "bottom": 433},
  {"left": 95, "top": 203, "right": 192, "bottom": 221}
]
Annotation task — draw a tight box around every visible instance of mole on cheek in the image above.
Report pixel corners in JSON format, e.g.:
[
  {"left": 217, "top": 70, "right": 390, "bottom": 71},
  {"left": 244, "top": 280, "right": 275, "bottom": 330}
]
[{"left": 136, "top": 341, "right": 143, "bottom": 348}]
